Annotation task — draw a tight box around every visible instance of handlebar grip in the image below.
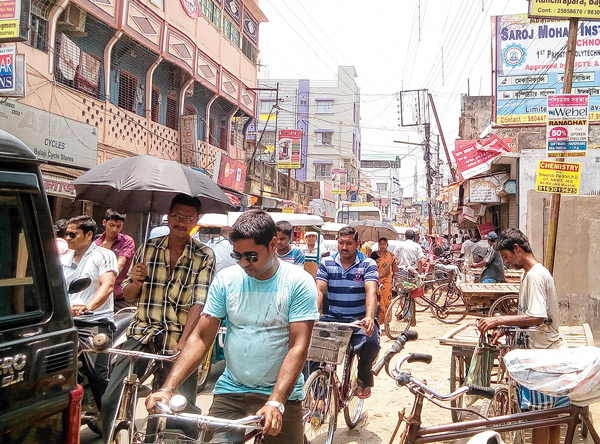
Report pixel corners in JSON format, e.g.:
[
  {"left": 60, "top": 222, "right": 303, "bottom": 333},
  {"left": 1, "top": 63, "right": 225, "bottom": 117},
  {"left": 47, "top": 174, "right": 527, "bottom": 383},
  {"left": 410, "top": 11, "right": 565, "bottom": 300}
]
[
  {"left": 403, "top": 330, "right": 418, "bottom": 341},
  {"left": 407, "top": 353, "right": 433, "bottom": 364},
  {"left": 467, "top": 384, "right": 496, "bottom": 399},
  {"left": 371, "top": 331, "right": 420, "bottom": 376}
]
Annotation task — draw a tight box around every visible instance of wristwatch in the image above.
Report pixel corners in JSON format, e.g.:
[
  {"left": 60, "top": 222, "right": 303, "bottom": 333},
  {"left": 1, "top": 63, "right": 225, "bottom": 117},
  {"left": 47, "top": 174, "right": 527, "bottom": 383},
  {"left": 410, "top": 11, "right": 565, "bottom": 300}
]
[{"left": 265, "top": 400, "right": 285, "bottom": 415}]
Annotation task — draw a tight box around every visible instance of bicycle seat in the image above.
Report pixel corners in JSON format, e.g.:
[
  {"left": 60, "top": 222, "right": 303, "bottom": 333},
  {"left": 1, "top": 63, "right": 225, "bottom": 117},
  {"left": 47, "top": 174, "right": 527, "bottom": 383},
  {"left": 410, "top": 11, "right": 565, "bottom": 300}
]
[{"left": 114, "top": 310, "right": 135, "bottom": 338}]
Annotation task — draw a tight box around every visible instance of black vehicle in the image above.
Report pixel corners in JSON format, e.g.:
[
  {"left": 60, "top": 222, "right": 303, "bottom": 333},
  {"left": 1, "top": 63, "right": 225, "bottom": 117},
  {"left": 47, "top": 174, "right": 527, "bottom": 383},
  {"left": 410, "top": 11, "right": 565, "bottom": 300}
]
[{"left": 0, "top": 130, "right": 82, "bottom": 444}]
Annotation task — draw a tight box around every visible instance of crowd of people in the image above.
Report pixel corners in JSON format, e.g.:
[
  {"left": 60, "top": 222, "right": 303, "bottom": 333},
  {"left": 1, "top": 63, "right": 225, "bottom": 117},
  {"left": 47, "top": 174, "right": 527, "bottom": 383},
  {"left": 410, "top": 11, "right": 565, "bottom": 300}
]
[{"left": 54, "top": 199, "right": 564, "bottom": 444}]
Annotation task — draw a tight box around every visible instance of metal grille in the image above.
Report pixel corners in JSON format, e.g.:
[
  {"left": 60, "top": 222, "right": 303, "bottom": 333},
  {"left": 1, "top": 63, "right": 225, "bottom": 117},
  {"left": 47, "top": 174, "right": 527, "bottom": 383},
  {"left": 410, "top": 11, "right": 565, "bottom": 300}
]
[{"left": 307, "top": 323, "right": 353, "bottom": 365}]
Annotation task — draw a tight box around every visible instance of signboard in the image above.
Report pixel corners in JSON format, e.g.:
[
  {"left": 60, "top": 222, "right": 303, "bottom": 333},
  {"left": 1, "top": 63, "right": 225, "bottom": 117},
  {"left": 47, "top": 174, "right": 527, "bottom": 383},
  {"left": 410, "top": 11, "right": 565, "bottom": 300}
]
[
  {"left": 180, "top": 114, "right": 198, "bottom": 166},
  {"left": 0, "top": 0, "right": 30, "bottom": 42},
  {"left": 452, "top": 136, "right": 512, "bottom": 180},
  {"left": 535, "top": 160, "right": 581, "bottom": 194},
  {"left": 282, "top": 207, "right": 294, "bottom": 214},
  {"left": 215, "top": 152, "right": 246, "bottom": 193},
  {"left": 468, "top": 173, "right": 510, "bottom": 203},
  {"left": 529, "top": 0, "right": 600, "bottom": 21},
  {"left": 478, "top": 222, "right": 495, "bottom": 237},
  {"left": 42, "top": 173, "right": 76, "bottom": 198},
  {"left": 546, "top": 94, "right": 588, "bottom": 157},
  {"left": 277, "top": 129, "right": 302, "bottom": 169},
  {"left": 462, "top": 205, "right": 477, "bottom": 222},
  {"left": 493, "top": 14, "right": 600, "bottom": 125},
  {"left": 0, "top": 100, "right": 98, "bottom": 168},
  {"left": 0, "top": 46, "right": 15, "bottom": 93},
  {"left": 0, "top": 53, "right": 24, "bottom": 97},
  {"left": 331, "top": 168, "right": 347, "bottom": 194}
]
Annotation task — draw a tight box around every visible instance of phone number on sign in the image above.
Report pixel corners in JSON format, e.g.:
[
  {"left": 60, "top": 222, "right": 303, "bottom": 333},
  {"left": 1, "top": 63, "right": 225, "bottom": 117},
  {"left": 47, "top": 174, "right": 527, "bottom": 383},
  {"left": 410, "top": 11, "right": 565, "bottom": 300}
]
[{"left": 537, "top": 185, "right": 577, "bottom": 194}]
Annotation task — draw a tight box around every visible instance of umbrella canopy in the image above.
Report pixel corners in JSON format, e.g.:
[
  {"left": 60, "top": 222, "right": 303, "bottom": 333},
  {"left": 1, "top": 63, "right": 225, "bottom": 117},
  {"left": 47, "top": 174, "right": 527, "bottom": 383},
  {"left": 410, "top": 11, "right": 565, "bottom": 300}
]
[
  {"left": 349, "top": 220, "right": 398, "bottom": 242},
  {"left": 73, "top": 155, "right": 232, "bottom": 214}
]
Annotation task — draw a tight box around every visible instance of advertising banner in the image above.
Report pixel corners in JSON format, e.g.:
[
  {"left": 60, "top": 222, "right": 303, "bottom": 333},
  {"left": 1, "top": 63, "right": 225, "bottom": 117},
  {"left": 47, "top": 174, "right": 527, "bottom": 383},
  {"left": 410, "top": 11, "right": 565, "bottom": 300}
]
[
  {"left": 535, "top": 160, "right": 581, "bottom": 194},
  {"left": 452, "top": 136, "right": 512, "bottom": 180},
  {"left": 216, "top": 153, "right": 246, "bottom": 193},
  {"left": 277, "top": 129, "right": 302, "bottom": 169},
  {"left": 493, "top": 14, "right": 600, "bottom": 125},
  {"left": 468, "top": 173, "right": 510, "bottom": 203},
  {"left": 331, "top": 168, "right": 347, "bottom": 195},
  {"left": 529, "top": 0, "right": 600, "bottom": 21},
  {"left": 0, "top": 0, "right": 29, "bottom": 42},
  {"left": 0, "top": 46, "right": 15, "bottom": 93},
  {"left": 546, "top": 94, "right": 588, "bottom": 157}
]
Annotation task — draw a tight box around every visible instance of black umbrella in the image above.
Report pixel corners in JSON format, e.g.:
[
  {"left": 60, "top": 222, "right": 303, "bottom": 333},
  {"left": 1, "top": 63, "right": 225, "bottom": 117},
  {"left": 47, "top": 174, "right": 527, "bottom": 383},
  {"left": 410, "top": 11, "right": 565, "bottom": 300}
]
[
  {"left": 349, "top": 220, "right": 398, "bottom": 242},
  {"left": 73, "top": 155, "right": 232, "bottom": 214}
]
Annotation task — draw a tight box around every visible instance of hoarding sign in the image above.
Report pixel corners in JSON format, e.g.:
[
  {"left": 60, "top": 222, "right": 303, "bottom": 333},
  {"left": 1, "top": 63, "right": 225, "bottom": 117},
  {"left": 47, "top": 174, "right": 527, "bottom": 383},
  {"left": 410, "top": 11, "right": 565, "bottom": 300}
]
[
  {"left": 535, "top": 160, "right": 581, "bottom": 194},
  {"left": 468, "top": 173, "right": 510, "bottom": 203},
  {"left": 529, "top": 0, "right": 600, "bottom": 21},
  {"left": 462, "top": 205, "right": 477, "bottom": 223},
  {"left": 0, "top": 99, "right": 98, "bottom": 168},
  {"left": 216, "top": 153, "right": 246, "bottom": 193},
  {"left": 276, "top": 129, "right": 302, "bottom": 169},
  {"left": 452, "top": 137, "right": 512, "bottom": 180},
  {"left": 331, "top": 168, "right": 347, "bottom": 195},
  {"left": 0, "top": 0, "right": 29, "bottom": 42},
  {"left": 0, "top": 46, "right": 15, "bottom": 93},
  {"left": 493, "top": 14, "right": 600, "bottom": 125},
  {"left": 546, "top": 94, "right": 588, "bottom": 157}
]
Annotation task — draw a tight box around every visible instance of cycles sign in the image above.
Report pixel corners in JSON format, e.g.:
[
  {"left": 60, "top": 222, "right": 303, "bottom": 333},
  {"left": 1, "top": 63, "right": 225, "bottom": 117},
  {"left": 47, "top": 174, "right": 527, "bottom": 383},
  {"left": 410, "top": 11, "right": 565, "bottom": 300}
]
[{"left": 546, "top": 94, "right": 588, "bottom": 157}]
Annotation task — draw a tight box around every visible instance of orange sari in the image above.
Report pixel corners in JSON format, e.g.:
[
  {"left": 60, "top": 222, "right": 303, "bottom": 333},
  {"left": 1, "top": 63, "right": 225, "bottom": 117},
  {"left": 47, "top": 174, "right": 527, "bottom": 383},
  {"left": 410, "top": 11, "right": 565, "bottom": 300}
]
[{"left": 374, "top": 250, "right": 398, "bottom": 324}]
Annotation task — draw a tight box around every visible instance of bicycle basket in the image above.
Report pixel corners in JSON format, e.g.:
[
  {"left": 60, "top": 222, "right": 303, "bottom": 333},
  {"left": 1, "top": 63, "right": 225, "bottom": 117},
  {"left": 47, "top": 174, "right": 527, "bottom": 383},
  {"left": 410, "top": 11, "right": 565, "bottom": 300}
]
[{"left": 307, "top": 322, "right": 354, "bottom": 365}]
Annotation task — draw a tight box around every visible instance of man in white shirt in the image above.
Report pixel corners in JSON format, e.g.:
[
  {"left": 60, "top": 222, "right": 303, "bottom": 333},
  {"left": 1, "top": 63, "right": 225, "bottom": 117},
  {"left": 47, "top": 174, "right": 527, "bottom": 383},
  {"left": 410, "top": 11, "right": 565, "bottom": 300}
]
[
  {"left": 477, "top": 228, "right": 566, "bottom": 444},
  {"left": 394, "top": 229, "right": 424, "bottom": 272},
  {"left": 62, "top": 215, "right": 118, "bottom": 410}
]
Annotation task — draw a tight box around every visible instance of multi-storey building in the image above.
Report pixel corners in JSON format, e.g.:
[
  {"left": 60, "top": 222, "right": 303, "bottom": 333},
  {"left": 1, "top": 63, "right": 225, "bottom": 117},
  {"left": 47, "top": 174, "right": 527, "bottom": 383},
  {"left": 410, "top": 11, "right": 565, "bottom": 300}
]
[
  {"left": 250, "top": 66, "right": 361, "bottom": 215},
  {"left": 4, "top": 0, "right": 265, "bottom": 232}
]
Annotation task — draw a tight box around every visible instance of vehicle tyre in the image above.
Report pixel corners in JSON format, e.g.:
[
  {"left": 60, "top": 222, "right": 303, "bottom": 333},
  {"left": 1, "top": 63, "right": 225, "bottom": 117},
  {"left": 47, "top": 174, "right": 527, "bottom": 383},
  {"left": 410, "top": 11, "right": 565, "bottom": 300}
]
[
  {"left": 413, "top": 294, "right": 430, "bottom": 312},
  {"left": 342, "top": 352, "right": 363, "bottom": 429},
  {"left": 114, "top": 428, "right": 130, "bottom": 444},
  {"left": 432, "top": 284, "right": 467, "bottom": 324},
  {"left": 481, "top": 385, "right": 519, "bottom": 443},
  {"left": 449, "top": 353, "right": 469, "bottom": 422},
  {"left": 303, "top": 370, "right": 338, "bottom": 444},
  {"left": 384, "top": 295, "right": 411, "bottom": 340},
  {"left": 197, "top": 345, "right": 214, "bottom": 393}
]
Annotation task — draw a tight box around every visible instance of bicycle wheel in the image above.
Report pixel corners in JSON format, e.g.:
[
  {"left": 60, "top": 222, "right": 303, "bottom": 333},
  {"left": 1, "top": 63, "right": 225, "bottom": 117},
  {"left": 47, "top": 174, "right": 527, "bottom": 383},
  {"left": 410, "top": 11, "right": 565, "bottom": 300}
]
[
  {"left": 488, "top": 295, "right": 519, "bottom": 317},
  {"left": 413, "top": 294, "right": 430, "bottom": 312},
  {"left": 384, "top": 295, "right": 411, "bottom": 340},
  {"left": 432, "top": 284, "right": 467, "bottom": 324},
  {"left": 343, "top": 352, "right": 364, "bottom": 429},
  {"left": 303, "top": 370, "right": 338, "bottom": 444},
  {"left": 197, "top": 343, "right": 214, "bottom": 393}
]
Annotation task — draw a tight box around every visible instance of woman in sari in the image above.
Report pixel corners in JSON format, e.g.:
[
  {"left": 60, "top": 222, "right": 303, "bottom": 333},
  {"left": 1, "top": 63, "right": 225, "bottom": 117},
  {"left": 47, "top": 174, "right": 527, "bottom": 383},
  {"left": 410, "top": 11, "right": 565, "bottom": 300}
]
[{"left": 371, "top": 237, "right": 398, "bottom": 325}]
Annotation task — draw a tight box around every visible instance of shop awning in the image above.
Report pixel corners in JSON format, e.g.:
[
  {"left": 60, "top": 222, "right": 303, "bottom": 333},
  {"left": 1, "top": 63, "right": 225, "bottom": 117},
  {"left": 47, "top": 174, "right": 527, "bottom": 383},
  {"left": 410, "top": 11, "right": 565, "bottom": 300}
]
[{"left": 40, "top": 164, "right": 87, "bottom": 198}]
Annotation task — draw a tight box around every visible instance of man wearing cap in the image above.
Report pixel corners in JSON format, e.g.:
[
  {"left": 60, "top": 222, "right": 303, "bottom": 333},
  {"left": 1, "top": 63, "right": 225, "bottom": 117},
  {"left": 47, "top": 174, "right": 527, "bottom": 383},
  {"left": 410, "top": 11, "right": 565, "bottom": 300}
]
[
  {"left": 471, "top": 231, "right": 505, "bottom": 283},
  {"left": 301, "top": 231, "right": 323, "bottom": 261}
]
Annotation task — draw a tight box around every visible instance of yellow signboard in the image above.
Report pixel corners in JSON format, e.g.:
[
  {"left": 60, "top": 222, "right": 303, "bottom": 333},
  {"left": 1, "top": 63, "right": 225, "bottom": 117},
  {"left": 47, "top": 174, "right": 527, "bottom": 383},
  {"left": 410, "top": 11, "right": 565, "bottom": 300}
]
[
  {"left": 535, "top": 160, "right": 581, "bottom": 194},
  {"left": 529, "top": 1, "right": 600, "bottom": 20},
  {"left": 282, "top": 207, "right": 294, "bottom": 214}
]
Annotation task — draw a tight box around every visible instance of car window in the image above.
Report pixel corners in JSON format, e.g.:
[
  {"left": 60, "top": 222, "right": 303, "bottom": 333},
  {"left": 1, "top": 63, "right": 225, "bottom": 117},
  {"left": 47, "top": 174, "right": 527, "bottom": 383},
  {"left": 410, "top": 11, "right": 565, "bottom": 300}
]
[{"left": 0, "top": 194, "right": 44, "bottom": 323}]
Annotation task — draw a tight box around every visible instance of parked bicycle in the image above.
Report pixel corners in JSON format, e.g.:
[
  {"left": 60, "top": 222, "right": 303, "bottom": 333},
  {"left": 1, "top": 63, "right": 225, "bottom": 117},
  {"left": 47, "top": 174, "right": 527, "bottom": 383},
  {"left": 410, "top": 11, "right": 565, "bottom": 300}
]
[
  {"left": 82, "top": 335, "right": 180, "bottom": 444},
  {"left": 302, "top": 320, "right": 366, "bottom": 444},
  {"left": 372, "top": 332, "right": 600, "bottom": 444},
  {"left": 142, "top": 394, "right": 264, "bottom": 443},
  {"left": 384, "top": 267, "right": 466, "bottom": 340}
]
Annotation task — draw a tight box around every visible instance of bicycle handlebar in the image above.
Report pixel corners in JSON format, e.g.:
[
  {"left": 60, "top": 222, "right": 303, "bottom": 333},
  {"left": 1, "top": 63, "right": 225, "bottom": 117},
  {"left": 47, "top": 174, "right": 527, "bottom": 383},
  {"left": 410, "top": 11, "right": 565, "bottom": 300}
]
[
  {"left": 150, "top": 399, "right": 264, "bottom": 431},
  {"left": 371, "top": 330, "right": 418, "bottom": 376},
  {"left": 82, "top": 336, "right": 180, "bottom": 361}
]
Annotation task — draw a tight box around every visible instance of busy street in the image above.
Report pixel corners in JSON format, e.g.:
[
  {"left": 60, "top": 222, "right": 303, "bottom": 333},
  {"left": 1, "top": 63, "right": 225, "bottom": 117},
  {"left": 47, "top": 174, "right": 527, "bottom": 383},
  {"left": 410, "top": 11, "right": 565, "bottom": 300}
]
[{"left": 3, "top": 1, "right": 600, "bottom": 444}]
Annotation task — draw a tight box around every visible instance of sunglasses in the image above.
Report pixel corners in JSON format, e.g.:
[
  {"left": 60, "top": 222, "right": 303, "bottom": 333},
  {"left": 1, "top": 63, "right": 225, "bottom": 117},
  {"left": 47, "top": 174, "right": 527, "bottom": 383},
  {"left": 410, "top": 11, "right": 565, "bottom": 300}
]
[
  {"left": 65, "top": 231, "right": 78, "bottom": 239},
  {"left": 170, "top": 213, "right": 197, "bottom": 223},
  {"left": 230, "top": 251, "right": 259, "bottom": 263}
]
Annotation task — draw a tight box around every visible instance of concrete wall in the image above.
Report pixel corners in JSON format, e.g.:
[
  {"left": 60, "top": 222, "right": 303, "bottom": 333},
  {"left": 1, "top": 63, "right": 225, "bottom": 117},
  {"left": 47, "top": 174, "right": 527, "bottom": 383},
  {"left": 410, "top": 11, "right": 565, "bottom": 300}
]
[{"left": 527, "top": 190, "right": 600, "bottom": 339}]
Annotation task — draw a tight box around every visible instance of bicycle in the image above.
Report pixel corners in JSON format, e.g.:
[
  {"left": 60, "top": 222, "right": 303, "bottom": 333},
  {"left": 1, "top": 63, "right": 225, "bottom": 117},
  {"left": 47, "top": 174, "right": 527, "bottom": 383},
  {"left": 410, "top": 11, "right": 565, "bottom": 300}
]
[
  {"left": 384, "top": 268, "right": 467, "bottom": 340},
  {"left": 82, "top": 335, "right": 180, "bottom": 444},
  {"left": 302, "top": 320, "right": 366, "bottom": 444},
  {"left": 142, "top": 394, "right": 264, "bottom": 443},
  {"left": 372, "top": 333, "right": 600, "bottom": 444}
]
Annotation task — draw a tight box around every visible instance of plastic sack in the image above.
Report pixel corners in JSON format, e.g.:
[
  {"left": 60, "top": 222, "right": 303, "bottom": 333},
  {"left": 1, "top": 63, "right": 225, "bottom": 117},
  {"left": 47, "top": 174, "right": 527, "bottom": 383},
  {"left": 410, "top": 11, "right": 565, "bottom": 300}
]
[
  {"left": 465, "top": 335, "right": 498, "bottom": 406},
  {"left": 504, "top": 346, "right": 600, "bottom": 406}
]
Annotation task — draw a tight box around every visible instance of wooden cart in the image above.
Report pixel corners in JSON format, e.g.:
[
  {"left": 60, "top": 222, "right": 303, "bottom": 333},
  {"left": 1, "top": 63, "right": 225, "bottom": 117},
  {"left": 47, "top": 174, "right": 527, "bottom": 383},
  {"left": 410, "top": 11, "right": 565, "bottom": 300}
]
[
  {"left": 458, "top": 282, "right": 520, "bottom": 317},
  {"left": 439, "top": 322, "right": 595, "bottom": 422}
]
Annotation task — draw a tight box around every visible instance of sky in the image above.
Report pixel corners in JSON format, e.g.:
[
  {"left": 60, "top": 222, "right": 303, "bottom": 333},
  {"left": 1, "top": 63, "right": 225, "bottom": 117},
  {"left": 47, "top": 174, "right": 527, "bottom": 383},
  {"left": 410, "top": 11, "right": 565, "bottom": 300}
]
[{"left": 256, "top": 0, "right": 527, "bottom": 197}]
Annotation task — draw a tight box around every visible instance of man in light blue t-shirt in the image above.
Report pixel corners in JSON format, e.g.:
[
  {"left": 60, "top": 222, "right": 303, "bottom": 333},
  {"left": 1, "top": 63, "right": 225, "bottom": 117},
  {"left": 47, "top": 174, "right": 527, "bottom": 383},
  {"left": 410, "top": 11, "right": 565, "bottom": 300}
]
[
  {"left": 275, "top": 220, "right": 305, "bottom": 267},
  {"left": 146, "top": 210, "right": 318, "bottom": 444}
]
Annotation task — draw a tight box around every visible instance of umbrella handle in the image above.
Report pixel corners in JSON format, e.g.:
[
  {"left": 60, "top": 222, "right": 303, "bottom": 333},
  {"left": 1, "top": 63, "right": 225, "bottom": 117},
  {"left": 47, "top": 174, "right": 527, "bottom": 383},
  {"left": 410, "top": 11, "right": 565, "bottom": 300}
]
[{"left": 140, "top": 213, "right": 151, "bottom": 262}]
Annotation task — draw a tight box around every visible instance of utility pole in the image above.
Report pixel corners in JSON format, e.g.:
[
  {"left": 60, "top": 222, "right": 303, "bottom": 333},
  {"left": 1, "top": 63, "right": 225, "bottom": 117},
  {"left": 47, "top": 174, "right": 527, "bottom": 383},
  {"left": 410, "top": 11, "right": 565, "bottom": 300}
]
[
  {"left": 545, "top": 17, "right": 578, "bottom": 274},
  {"left": 428, "top": 93, "right": 458, "bottom": 182},
  {"left": 425, "top": 123, "right": 433, "bottom": 235}
]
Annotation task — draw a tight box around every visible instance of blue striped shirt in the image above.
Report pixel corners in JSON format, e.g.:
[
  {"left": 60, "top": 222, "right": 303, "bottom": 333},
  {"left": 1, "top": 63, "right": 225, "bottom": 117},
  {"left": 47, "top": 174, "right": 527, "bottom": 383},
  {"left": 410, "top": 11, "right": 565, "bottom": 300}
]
[{"left": 315, "top": 250, "right": 379, "bottom": 320}]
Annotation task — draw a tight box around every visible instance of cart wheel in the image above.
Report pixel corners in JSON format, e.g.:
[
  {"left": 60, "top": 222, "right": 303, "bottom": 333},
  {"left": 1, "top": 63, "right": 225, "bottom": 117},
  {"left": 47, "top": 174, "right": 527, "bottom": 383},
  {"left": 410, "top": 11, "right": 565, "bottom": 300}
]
[
  {"left": 481, "top": 384, "right": 525, "bottom": 444},
  {"left": 488, "top": 295, "right": 519, "bottom": 317},
  {"left": 449, "top": 353, "right": 469, "bottom": 422},
  {"left": 432, "top": 284, "right": 467, "bottom": 324}
]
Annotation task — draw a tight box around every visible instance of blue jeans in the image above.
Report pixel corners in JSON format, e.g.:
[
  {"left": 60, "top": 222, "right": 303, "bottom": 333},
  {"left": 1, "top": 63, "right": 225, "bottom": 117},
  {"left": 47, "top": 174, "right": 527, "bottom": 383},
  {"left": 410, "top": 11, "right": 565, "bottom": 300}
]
[{"left": 480, "top": 277, "right": 500, "bottom": 283}]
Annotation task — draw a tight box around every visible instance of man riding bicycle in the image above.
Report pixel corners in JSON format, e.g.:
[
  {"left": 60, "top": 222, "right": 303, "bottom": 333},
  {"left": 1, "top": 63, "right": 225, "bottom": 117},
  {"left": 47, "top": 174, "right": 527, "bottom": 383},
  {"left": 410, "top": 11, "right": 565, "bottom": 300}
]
[{"left": 315, "top": 226, "right": 380, "bottom": 399}]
